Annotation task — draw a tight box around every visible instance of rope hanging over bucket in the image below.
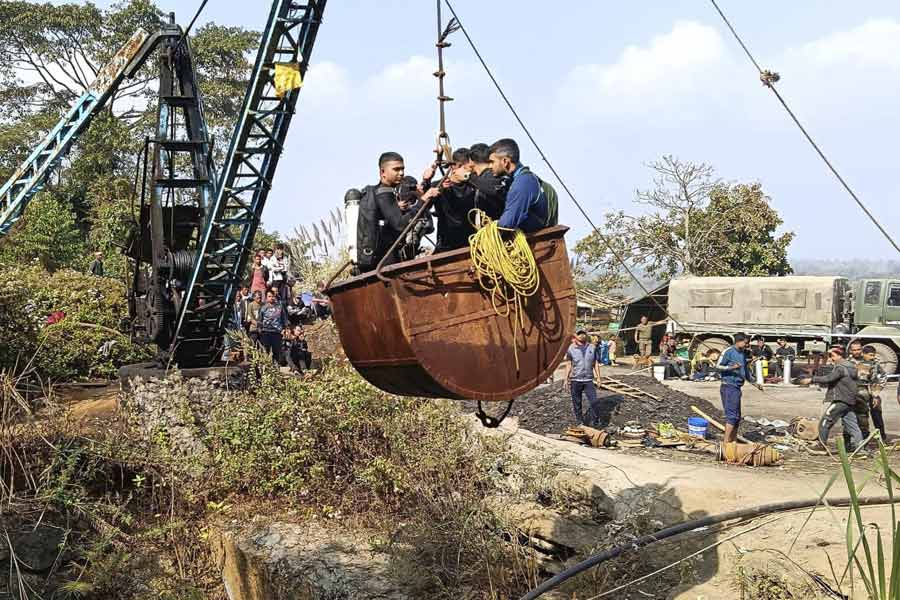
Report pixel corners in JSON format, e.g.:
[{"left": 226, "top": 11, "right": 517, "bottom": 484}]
[{"left": 468, "top": 209, "right": 540, "bottom": 372}]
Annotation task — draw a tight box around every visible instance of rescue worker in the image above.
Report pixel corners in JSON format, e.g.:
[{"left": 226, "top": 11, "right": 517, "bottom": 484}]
[
  {"left": 799, "top": 346, "right": 864, "bottom": 452},
  {"left": 859, "top": 344, "right": 888, "bottom": 441},
  {"left": 488, "top": 138, "right": 554, "bottom": 233},
  {"left": 465, "top": 142, "right": 505, "bottom": 220},
  {"left": 715, "top": 333, "right": 760, "bottom": 443},
  {"left": 562, "top": 328, "right": 603, "bottom": 426},
  {"left": 396, "top": 175, "right": 434, "bottom": 260},
  {"left": 420, "top": 148, "right": 477, "bottom": 252},
  {"left": 355, "top": 152, "right": 416, "bottom": 272},
  {"left": 845, "top": 340, "right": 872, "bottom": 447}
]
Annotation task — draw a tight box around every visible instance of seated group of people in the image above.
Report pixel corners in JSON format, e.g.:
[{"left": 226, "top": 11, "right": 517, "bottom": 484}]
[
  {"left": 351, "top": 137, "right": 558, "bottom": 273},
  {"left": 660, "top": 335, "right": 797, "bottom": 381}
]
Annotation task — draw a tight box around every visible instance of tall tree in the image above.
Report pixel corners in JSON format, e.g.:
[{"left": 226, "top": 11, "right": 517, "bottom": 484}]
[
  {"left": 0, "top": 1, "right": 258, "bottom": 261},
  {"left": 576, "top": 156, "right": 794, "bottom": 286}
]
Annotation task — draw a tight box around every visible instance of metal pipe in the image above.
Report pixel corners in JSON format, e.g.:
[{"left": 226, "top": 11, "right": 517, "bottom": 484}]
[{"left": 520, "top": 495, "right": 896, "bottom": 600}]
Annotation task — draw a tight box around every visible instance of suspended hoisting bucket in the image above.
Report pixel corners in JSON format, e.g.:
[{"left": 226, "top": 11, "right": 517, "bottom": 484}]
[{"left": 326, "top": 226, "right": 576, "bottom": 401}]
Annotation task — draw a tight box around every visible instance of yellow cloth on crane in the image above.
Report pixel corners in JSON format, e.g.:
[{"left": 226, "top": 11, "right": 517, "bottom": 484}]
[
  {"left": 274, "top": 63, "right": 303, "bottom": 98},
  {"left": 468, "top": 209, "right": 540, "bottom": 372}
]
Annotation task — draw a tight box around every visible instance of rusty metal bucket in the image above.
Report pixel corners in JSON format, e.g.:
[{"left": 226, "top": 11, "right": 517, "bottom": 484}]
[{"left": 326, "top": 225, "right": 576, "bottom": 401}]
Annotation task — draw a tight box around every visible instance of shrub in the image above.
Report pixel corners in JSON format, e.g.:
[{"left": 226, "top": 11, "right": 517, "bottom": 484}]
[{"left": 0, "top": 264, "right": 151, "bottom": 380}]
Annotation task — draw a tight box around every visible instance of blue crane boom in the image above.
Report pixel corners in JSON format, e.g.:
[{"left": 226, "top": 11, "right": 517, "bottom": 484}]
[
  {"left": 169, "top": 0, "right": 327, "bottom": 365},
  {"left": 0, "top": 30, "right": 154, "bottom": 237}
]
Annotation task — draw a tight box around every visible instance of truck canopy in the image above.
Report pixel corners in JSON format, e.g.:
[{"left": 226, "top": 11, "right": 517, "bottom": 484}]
[{"left": 667, "top": 276, "right": 849, "bottom": 335}]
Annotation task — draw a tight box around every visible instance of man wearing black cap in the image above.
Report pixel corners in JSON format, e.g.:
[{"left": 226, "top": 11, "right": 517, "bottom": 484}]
[{"left": 562, "top": 328, "right": 602, "bottom": 426}]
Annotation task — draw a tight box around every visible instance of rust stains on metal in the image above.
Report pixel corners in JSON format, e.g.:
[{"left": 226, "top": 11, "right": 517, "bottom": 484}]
[
  {"left": 89, "top": 29, "right": 150, "bottom": 95},
  {"left": 327, "top": 225, "right": 577, "bottom": 402}
]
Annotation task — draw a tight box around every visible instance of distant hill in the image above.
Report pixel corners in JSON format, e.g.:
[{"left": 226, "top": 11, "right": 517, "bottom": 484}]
[{"left": 791, "top": 258, "right": 900, "bottom": 279}]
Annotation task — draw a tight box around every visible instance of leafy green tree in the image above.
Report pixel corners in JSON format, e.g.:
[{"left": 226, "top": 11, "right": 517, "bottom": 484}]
[
  {"left": 1, "top": 193, "right": 85, "bottom": 272},
  {"left": 575, "top": 156, "right": 794, "bottom": 285}
]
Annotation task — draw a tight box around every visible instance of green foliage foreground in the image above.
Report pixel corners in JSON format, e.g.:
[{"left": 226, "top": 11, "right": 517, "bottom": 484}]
[{"left": 0, "top": 264, "right": 151, "bottom": 380}]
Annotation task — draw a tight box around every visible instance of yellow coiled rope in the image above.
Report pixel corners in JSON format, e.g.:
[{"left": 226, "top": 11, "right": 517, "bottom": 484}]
[{"left": 468, "top": 209, "right": 540, "bottom": 371}]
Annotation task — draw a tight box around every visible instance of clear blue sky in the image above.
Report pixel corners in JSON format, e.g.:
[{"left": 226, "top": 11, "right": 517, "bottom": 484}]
[{"left": 53, "top": 1, "right": 900, "bottom": 259}]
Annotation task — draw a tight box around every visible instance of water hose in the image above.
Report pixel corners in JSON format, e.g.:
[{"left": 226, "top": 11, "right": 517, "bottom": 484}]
[
  {"left": 520, "top": 495, "right": 896, "bottom": 599},
  {"left": 468, "top": 210, "right": 540, "bottom": 371}
]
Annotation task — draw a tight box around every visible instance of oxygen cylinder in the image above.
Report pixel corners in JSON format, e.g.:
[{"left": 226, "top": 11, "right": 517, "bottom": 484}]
[
  {"left": 755, "top": 359, "right": 765, "bottom": 386},
  {"left": 783, "top": 357, "right": 792, "bottom": 385},
  {"left": 344, "top": 188, "right": 361, "bottom": 264}
]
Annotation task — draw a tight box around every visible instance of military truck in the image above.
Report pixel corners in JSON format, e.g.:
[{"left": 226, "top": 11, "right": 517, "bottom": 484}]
[{"left": 655, "top": 276, "right": 900, "bottom": 374}]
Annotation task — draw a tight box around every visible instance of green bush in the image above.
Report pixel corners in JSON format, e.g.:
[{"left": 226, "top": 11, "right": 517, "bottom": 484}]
[{"left": 0, "top": 264, "right": 151, "bottom": 379}]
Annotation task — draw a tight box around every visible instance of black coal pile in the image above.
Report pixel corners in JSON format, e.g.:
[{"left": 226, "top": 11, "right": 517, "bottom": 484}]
[{"left": 469, "top": 374, "right": 726, "bottom": 436}]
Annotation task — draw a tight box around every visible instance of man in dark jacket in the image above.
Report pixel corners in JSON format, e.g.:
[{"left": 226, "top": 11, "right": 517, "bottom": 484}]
[
  {"left": 420, "top": 148, "right": 478, "bottom": 252},
  {"left": 466, "top": 142, "right": 505, "bottom": 220},
  {"left": 802, "top": 346, "right": 863, "bottom": 451},
  {"left": 356, "top": 152, "right": 417, "bottom": 272}
]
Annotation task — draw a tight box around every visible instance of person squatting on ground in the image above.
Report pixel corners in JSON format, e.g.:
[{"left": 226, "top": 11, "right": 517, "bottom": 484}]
[
  {"left": 715, "top": 333, "right": 762, "bottom": 444},
  {"left": 799, "top": 346, "right": 864, "bottom": 451},
  {"left": 773, "top": 336, "right": 796, "bottom": 378},
  {"left": 258, "top": 289, "right": 287, "bottom": 364},
  {"left": 563, "top": 329, "right": 603, "bottom": 427}
]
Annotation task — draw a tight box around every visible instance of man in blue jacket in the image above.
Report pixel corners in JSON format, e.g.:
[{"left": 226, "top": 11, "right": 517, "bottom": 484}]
[
  {"left": 488, "top": 138, "right": 548, "bottom": 233},
  {"left": 716, "top": 333, "right": 761, "bottom": 443}
]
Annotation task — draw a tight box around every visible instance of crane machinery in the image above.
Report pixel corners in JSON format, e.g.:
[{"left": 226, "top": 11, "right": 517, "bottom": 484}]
[
  {"left": 0, "top": 27, "right": 177, "bottom": 237},
  {"left": 127, "top": 0, "right": 326, "bottom": 367}
]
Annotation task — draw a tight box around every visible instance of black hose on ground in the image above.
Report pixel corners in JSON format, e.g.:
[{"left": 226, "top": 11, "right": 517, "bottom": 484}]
[{"left": 520, "top": 495, "right": 896, "bottom": 600}]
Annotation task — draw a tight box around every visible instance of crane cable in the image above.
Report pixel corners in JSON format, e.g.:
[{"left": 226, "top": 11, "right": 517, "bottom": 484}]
[
  {"left": 442, "top": 0, "right": 687, "bottom": 333},
  {"left": 468, "top": 209, "right": 540, "bottom": 372},
  {"left": 708, "top": 0, "right": 900, "bottom": 255}
]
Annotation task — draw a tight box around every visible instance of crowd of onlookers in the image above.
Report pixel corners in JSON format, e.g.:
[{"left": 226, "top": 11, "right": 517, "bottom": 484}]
[{"left": 224, "top": 243, "right": 331, "bottom": 371}]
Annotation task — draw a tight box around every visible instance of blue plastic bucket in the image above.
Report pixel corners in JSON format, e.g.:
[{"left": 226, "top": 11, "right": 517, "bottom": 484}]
[{"left": 688, "top": 417, "right": 708, "bottom": 438}]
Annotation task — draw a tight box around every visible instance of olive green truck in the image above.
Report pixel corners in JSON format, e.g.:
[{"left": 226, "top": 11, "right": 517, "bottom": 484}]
[{"left": 664, "top": 276, "right": 900, "bottom": 374}]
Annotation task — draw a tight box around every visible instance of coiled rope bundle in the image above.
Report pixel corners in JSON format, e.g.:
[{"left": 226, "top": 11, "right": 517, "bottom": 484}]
[{"left": 468, "top": 209, "right": 540, "bottom": 371}]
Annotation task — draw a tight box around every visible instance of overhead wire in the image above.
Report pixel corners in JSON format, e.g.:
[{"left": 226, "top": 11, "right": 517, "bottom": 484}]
[
  {"left": 176, "top": 0, "right": 211, "bottom": 49},
  {"left": 442, "top": 0, "right": 684, "bottom": 328},
  {"left": 708, "top": 0, "right": 900, "bottom": 255}
]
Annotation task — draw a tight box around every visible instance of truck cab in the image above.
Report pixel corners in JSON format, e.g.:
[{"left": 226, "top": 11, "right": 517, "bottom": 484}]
[{"left": 850, "top": 278, "right": 900, "bottom": 373}]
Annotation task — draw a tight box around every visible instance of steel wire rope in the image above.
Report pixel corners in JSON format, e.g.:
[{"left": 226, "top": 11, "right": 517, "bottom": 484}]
[
  {"left": 177, "top": 0, "right": 211, "bottom": 49},
  {"left": 442, "top": 0, "right": 687, "bottom": 330},
  {"left": 708, "top": 0, "right": 900, "bottom": 255}
]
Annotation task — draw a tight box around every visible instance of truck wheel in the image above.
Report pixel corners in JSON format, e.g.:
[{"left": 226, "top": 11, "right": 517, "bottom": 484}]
[
  {"left": 694, "top": 336, "right": 730, "bottom": 356},
  {"left": 867, "top": 342, "right": 898, "bottom": 375}
]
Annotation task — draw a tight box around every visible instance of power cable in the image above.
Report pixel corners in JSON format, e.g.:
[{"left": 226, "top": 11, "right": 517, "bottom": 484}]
[
  {"left": 176, "top": 0, "right": 210, "bottom": 49},
  {"left": 442, "top": 0, "right": 684, "bottom": 329},
  {"left": 708, "top": 0, "right": 900, "bottom": 255},
  {"left": 519, "top": 495, "right": 896, "bottom": 599}
]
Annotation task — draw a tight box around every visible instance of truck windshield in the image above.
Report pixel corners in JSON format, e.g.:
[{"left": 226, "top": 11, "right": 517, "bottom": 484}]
[
  {"left": 864, "top": 281, "right": 882, "bottom": 305},
  {"left": 888, "top": 283, "right": 900, "bottom": 307}
]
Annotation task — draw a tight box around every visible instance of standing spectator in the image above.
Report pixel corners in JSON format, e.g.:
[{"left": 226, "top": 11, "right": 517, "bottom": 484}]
[
  {"left": 257, "top": 289, "right": 287, "bottom": 364},
  {"left": 269, "top": 243, "right": 292, "bottom": 300},
  {"left": 607, "top": 335, "right": 617, "bottom": 366},
  {"left": 246, "top": 290, "right": 263, "bottom": 347},
  {"left": 633, "top": 315, "right": 660, "bottom": 360},
  {"left": 860, "top": 345, "right": 888, "bottom": 441},
  {"left": 88, "top": 251, "right": 104, "bottom": 277},
  {"left": 250, "top": 254, "right": 269, "bottom": 298},
  {"left": 715, "top": 333, "right": 759, "bottom": 443},
  {"left": 562, "top": 329, "right": 602, "bottom": 426}
]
